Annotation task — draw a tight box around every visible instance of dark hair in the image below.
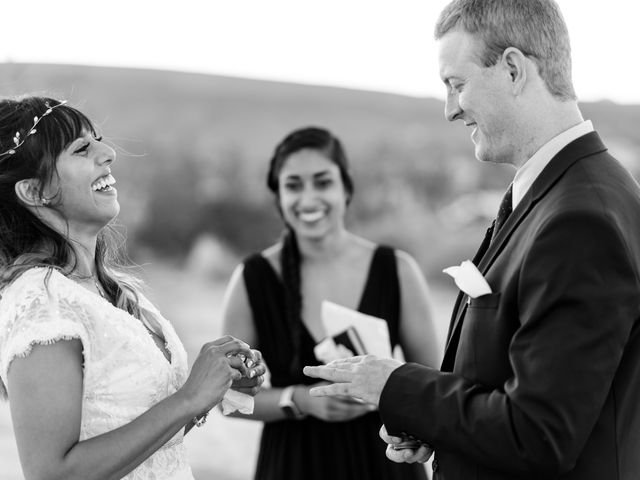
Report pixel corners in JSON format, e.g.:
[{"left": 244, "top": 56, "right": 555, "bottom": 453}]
[
  {"left": 0, "top": 95, "right": 142, "bottom": 317},
  {"left": 435, "top": 0, "right": 575, "bottom": 101},
  {"left": 266, "top": 126, "right": 354, "bottom": 375}
]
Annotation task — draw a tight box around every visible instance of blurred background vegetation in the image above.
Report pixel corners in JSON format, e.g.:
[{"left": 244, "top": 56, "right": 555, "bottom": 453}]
[
  {"left": 2, "top": 62, "right": 640, "bottom": 479},
  {"left": 0, "top": 63, "right": 632, "bottom": 286},
  {"left": 3, "top": 63, "right": 640, "bottom": 283}
]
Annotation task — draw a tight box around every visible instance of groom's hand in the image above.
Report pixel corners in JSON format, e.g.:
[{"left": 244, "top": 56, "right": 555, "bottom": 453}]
[
  {"left": 303, "top": 355, "right": 402, "bottom": 406},
  {"left": 379, "top": 425, "right": 434, "bottom": 464}
]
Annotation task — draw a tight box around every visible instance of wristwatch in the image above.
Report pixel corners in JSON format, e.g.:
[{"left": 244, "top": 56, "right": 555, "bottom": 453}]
[{"left": 278, "top": 385, "right": 306, "bottom": 419}]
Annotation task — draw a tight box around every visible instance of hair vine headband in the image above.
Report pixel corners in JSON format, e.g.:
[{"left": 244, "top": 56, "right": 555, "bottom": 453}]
[{"left": 0, "top": 100, "right": 68, "bottom": 159}]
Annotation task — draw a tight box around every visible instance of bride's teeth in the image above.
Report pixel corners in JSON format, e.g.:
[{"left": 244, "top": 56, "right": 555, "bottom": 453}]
[{"left": 92, "top": 174, "right": 117, "bottom": 191}]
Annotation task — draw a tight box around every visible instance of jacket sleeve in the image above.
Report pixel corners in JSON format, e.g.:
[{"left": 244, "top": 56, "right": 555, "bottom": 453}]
[{"left": 379, "top": 209, "right": 640, "bottom": 476}]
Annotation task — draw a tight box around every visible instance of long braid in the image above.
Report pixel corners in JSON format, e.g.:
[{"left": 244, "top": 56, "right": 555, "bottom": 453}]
[{"left": 281, "top": 227, "right": 304, "bottom": 377}]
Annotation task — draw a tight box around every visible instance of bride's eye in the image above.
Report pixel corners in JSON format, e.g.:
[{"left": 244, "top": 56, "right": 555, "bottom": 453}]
[{"left": 74, "top": 143, "right": 89, "bottom": 154}]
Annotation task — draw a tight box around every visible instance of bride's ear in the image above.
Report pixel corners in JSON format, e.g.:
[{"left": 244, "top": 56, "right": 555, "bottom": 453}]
[{"left": 15, "top": 179, "right": 49, "bottom": 207}]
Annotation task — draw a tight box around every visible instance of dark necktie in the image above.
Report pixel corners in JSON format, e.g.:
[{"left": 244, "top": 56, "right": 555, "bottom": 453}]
[{"left": 492, "top": 184, "right": 513, "bottom": 241}]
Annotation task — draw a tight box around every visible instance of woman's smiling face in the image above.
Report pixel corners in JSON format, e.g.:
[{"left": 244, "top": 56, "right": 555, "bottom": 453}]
[
  {"left": 277, "top": 148, "right": 348, "bottom": 239},
  {"left": 44, "top": 131, "right": 119, "bottom": 232}
]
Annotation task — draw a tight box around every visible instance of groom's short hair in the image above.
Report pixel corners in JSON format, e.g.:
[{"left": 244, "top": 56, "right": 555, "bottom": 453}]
[{"left": 435, "top": 0, "right": 576, "bottom": 101}]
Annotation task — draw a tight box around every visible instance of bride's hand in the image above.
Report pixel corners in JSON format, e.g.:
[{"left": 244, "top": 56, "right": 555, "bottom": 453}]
[
  {"left": 231, "top": 348, "right": 266, "bottom": 396},
  {"left": 179, "top": 335, "right": 254, "bottom": 414}
]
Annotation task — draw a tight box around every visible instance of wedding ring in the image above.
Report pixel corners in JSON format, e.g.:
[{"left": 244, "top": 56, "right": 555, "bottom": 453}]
[{"left": 193, "top": 412, "right": 208, "bottom": 427}]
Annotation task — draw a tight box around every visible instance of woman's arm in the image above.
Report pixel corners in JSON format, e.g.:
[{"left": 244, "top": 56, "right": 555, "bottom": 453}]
[
  {"left": 395, "top": 250, "right": 443, "bottom": 368},
  {"left": 221, "top": 264, "right": 289, "bottom": 422},
  {"left": 8, "top": 336, "right": 250, "bottom": 480},
  {"left": 221, "top": 264, "right": 373, "bottom": 422}
]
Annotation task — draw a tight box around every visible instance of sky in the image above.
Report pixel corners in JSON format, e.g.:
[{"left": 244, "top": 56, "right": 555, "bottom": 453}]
[{"left": 1, "top": 1, "right": 639, "bottom": 105}]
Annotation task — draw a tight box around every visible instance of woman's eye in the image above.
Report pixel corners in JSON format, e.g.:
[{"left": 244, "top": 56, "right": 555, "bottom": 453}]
[
  {"left": 94, "top": 135, "right": 103, "bottom": 142},
  {"left": 284, "top": 182, "right": 301, "bottom": 191},
  {"left": 74, "top": 143, "right": 89, "bottom": 154}
]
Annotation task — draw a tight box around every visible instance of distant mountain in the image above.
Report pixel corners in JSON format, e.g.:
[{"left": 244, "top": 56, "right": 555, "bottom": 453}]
[{"left": 2, "top": 63, "right": 639, "bottom": 275}]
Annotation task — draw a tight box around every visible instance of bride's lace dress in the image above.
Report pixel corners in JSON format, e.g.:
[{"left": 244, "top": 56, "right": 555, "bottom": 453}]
[{"left": 0, "top": 268, "right": 194, "bottom": 479}]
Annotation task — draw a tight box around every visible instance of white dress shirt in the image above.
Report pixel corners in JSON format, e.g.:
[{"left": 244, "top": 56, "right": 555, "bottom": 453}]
[{"left": 512, "top": 120, "right": 594, "bottom": 210}]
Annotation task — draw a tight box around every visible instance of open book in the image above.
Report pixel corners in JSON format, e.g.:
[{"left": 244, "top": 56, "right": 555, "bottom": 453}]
[{"left": 313, "top": 301, "right": 392, "bottom": 363}]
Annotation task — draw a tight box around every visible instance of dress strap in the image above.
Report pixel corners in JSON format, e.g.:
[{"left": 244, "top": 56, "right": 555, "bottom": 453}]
[
  {"left": 359, "top": 245, "right": 401, "bottom": 348},
  {"left": 243, "top": 253, "right": 280, "bottom": 292}
]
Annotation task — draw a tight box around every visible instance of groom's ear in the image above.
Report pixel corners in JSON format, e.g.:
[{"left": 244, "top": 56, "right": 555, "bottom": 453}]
[
  {"left": 501, "top": 47, "right": 528, "bottom": 96},
  {"left": 15, "top": 179, "right": 45, "bottom": 207}
]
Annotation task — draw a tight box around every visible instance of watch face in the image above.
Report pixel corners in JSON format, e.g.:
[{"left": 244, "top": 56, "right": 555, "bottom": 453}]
[
  {"left": 281, "top": 404, "right": 296, "bottom": 419},
  {"left": 279, "top": 386, "right": 305, "bottom": 419}
]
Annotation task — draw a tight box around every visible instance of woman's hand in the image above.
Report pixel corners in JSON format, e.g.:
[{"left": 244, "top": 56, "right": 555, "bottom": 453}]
[
  {"left": 231, "top": 348, "right": 266, "bottom": 396},
  {"left": 179, "top": 335, "right": 254, "bottom": 415},
  {"left": 294, "top": 381, "right": 376, "bottom": 422}
]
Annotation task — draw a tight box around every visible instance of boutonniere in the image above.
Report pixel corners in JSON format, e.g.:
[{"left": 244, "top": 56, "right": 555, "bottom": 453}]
[{"left": 443, "top": 260, "right": 492, "bottom": 298}]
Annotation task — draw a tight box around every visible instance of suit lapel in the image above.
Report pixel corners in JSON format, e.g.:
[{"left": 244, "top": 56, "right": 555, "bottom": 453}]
[
  {"left": 441, "top": 222, "right": 495, "bottom": 370},
  {"left": 478, "top": 132, "right": 607, "bottom": 275},
  {"left": 441, "top": 132, "right": 608, "bottom": 369}
]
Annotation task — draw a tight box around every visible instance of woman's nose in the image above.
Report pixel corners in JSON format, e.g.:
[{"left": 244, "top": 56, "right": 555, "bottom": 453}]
[
  {"left": 298, "top": 185, "right": 319, "bottom": 205},
  {"left": 96, "top": 142, "right": 116, "bottom": 166}
]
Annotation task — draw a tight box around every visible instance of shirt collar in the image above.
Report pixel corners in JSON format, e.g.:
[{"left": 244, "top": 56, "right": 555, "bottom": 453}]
[{"left": 512, "top": 120, "right": 594, "bottom": 209}]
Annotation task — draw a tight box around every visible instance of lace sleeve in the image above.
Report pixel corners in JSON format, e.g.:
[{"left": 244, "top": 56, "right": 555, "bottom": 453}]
[{"left": 0, "top": 269, "right": 91, "bottom": 399}]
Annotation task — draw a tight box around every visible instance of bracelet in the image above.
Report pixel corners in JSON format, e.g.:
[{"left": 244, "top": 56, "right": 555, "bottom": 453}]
[{"left": 193, "top": 412, "right": 208, "bottom": 427}]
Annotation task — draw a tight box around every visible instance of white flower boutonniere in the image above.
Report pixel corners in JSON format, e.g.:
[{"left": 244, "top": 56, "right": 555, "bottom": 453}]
[{"left": 443, "top": 260, "right": 492, "bottom": 298}]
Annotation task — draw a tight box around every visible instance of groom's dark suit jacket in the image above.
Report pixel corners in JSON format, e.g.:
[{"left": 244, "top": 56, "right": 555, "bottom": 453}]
[{"left": 380, "top": 132, "right": 640, "bottom": 479}]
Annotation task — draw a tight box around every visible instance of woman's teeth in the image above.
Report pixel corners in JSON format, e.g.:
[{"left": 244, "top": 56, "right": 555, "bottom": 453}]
[
  {"left": 91, "top": 174, "right": 116, "bottom": 192},
  {"left": 298, "top": 211, "right": 325, "bottom": 222}
]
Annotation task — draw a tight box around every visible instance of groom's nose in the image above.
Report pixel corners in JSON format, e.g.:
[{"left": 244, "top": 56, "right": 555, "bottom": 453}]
[{"left": 445, "top": 92, "right": 462, "bottom": 122}]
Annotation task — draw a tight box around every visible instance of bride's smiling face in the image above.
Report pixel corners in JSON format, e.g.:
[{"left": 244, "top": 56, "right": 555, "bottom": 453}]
[{"left": 43, "top": 131, "right": 119, "bottom": 231}]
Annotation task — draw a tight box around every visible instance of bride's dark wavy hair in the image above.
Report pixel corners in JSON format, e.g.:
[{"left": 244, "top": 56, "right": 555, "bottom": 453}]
[
  {"left": 266, "top": 126, "right": 354, "bottom": 376},
  {"left": 0, "top": 95, "right": 142, "bottom": 317}
]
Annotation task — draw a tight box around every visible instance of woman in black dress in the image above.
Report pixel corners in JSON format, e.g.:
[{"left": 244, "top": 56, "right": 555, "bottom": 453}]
[{"left": 221, "top": 126, "right": 440, "bottom": 480}]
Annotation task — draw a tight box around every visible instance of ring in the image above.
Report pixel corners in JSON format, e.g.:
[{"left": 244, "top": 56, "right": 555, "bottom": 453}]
[{"left": 193, "top": 412, "right": 208, "bottom": 427}]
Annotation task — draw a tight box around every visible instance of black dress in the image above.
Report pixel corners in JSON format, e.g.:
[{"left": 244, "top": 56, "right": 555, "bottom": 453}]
[{"left": 243, "top": 245, "right": 428, "bottom": 480}]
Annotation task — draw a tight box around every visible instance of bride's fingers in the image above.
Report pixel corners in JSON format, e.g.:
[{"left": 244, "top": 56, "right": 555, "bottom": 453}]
[
  {"left": 248, "top": 361, "right": 266, "bottom": 378},
  {"left": 226, "top": 355, "right": 251, "bottom": 376},
  {"left": 212, "top": 339, "right": 253, "bottom": 357},
  {"left": 207, "top": 336, "right": 252, "bottom": 354},
  {"left": 208, "top": 335, "right": 238, "bottom": 346}
]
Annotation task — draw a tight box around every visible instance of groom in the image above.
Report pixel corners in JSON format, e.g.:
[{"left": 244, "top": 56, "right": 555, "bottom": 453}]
[{"left": 304, "top": 0, "right": 640, "bottom": 479}]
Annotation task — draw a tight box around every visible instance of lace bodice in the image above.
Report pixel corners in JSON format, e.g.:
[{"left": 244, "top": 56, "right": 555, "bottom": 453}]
[{"left": 0, "top": 268, "right": 194, "bottom": 480}]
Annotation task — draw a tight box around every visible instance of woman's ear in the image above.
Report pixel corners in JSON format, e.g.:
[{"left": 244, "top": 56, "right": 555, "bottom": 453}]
[{"left": 15, "top": 179, "right": 49, "bottom": 207}]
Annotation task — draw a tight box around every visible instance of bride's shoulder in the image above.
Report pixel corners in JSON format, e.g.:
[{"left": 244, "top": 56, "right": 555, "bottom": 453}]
[
  {"left": 0, "top": 268, "right": 70, "bottom": 326},
  {"left": 3, "top": 267, "right": 66, "bottom": 295}
]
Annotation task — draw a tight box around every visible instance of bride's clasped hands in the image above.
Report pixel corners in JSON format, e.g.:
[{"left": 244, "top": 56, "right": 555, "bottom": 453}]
[{"left": 179, "top": 336, "right": 265, "bottom": 420}]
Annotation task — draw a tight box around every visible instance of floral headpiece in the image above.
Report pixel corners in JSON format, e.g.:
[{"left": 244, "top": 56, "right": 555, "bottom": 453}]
[{"left": 0, "top": 100, "right": 68, "bottom": 159}]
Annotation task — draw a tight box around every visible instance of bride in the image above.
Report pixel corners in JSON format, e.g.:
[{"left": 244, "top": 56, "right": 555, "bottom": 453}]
[{"left": 0, "top": 96, "right": 265, "bottom": 479}]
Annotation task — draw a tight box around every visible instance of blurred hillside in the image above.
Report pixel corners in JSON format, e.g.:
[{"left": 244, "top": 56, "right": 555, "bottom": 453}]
[{"left": 2, "top": 63, "right": 640, "bottom": 281}]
